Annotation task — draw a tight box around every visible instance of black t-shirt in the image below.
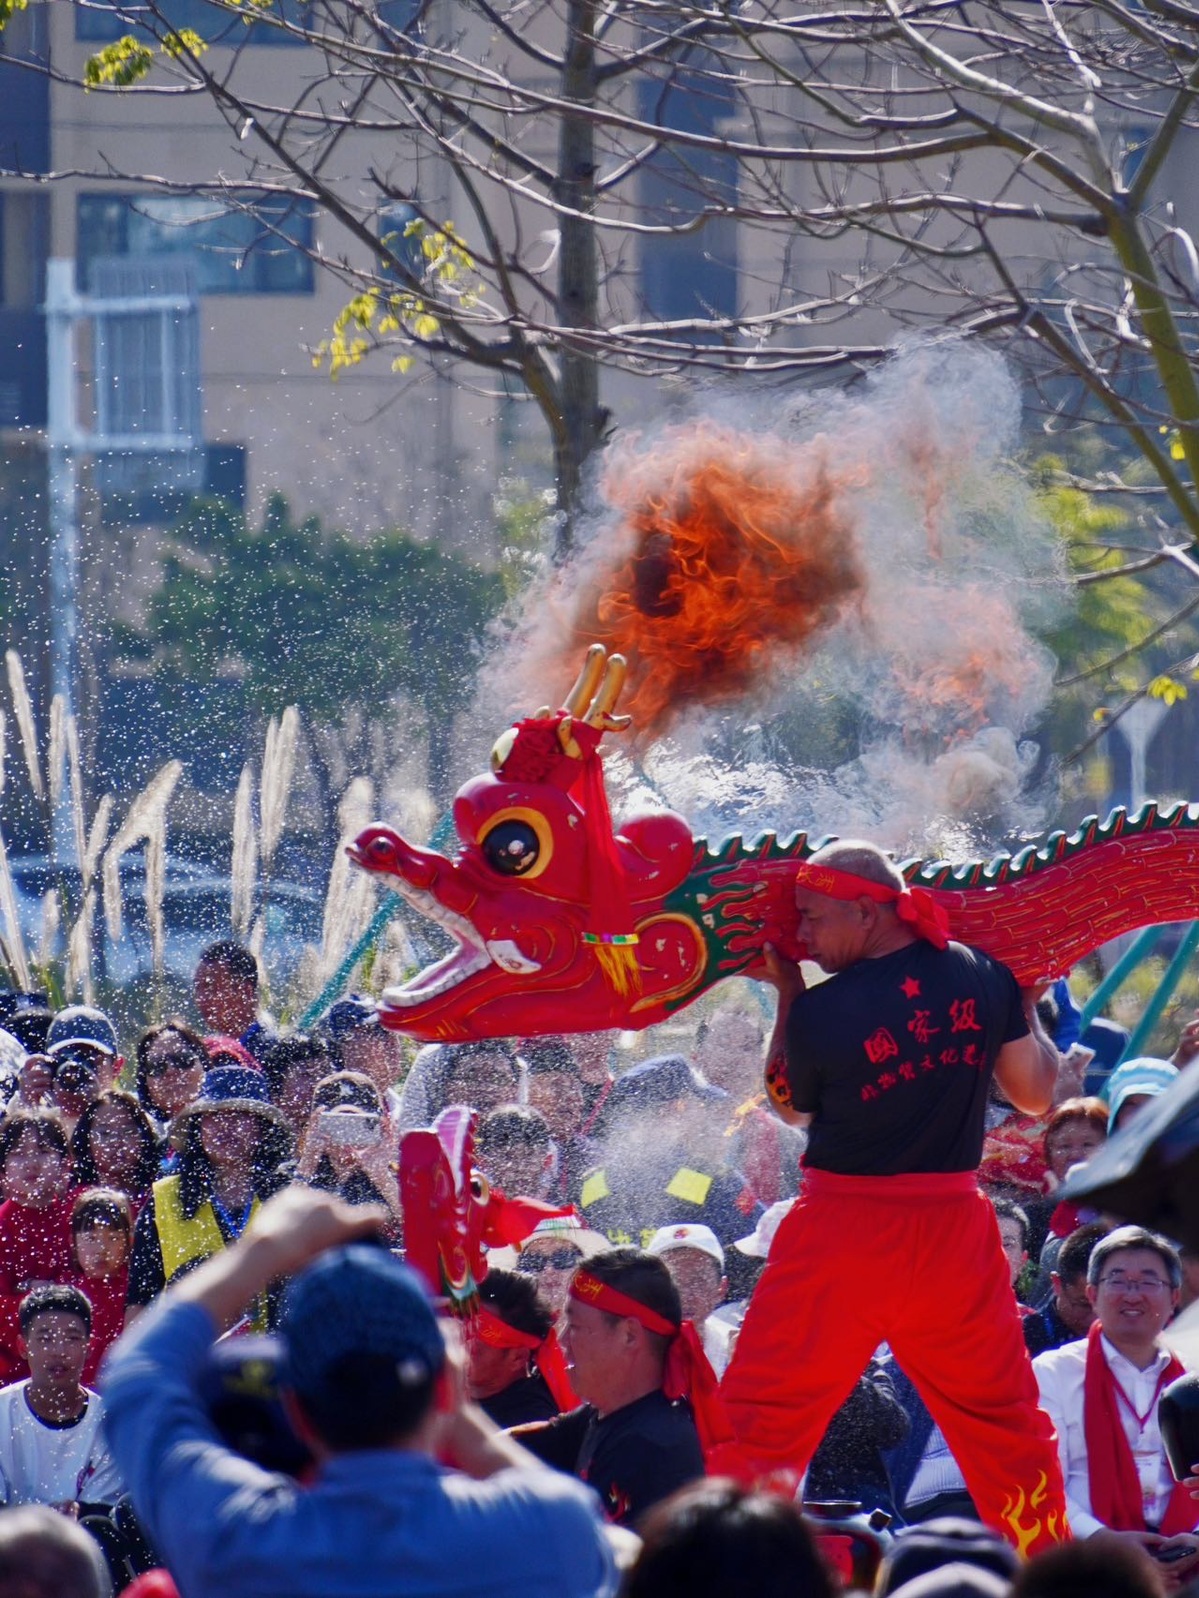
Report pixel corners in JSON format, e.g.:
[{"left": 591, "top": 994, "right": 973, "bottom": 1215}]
[
  {"left": 785, "top": 940, "right": 1028, "bottom": 1175},
  {"left": 480, "top": 1371, "right": 559, "bottom": 1429},
  {"left": 515, "top": 1391, "right": 704, "bottom": 1526}
]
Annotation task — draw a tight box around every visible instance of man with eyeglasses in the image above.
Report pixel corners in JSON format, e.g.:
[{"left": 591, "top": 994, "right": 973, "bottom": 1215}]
[{"left": 1034, "top": 1225, "right": 1199, "bottom": 1581}]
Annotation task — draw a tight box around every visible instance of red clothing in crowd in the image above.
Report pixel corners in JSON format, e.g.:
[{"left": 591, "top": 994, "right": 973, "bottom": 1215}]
[
  {"left": 0, "top": 1192, "right": 77, "bottom": 1381},
  {"left": 70, "top": 1268, "right": 130, "bottom": 1387}
]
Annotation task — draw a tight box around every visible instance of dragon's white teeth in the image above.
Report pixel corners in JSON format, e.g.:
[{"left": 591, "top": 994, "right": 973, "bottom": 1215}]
[
  {"left": 485, "top": 939, "right": 541, "bottom": 974},
  {"left": 379, "top": 879, "right": 539, "bottom": 1005}
]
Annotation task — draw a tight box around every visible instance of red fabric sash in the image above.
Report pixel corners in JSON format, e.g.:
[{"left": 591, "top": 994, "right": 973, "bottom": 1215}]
[
  {"left": 793, "top": 861, "right": 950, "bottom": 950},
  {"left": 473, "top": 1309, "right": 579, "bottom": 1412},
  {"left": 569, "top": 1271, "right": 743, "bottom": 1470},
  {"left": 1083, "top": 1321, "right": 1193, "bottom": 1535}
]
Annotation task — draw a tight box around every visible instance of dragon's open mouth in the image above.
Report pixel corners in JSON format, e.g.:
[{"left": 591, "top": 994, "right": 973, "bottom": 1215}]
[{"left": 381, "top": 881, "right": 541, "bottom": 1009}]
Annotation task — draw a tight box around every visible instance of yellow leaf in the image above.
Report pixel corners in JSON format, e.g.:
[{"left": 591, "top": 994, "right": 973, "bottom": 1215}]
[
  {"left": 1171, "top": 440, "right": 1186, "bottom": 461},
  {"left": 391, "top": 355, "right": 415, "bottom": 374},
  {"left": 161, "top": 28, "right": 207, "bottom": 57},
  {"left": 84, "top": 36, "right": 154, "bottom": 86},
  {"left": 0, "top": 0, "right": 29, "bottom": 29}
]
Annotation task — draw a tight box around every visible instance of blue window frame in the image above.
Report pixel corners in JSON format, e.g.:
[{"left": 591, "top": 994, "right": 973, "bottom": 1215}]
[
  {"left": 77, "top": 192, "right": 316, "bottom": 295},
  {"left": 75, "top": 0, "right": 309, "bottom": 46}
]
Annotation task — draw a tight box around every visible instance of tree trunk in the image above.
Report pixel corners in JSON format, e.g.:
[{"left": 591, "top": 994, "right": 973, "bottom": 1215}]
[{"left": 554, "top": 0, "right": 605, "bottom": 556}]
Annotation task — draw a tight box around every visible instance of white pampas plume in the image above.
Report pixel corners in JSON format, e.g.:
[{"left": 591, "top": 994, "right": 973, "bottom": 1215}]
[
  {"left": 0, "top": 706, "right": 6, "bottom": 797},
  {"left": 249, "top": 913, "right": 265, "bottom": 965},
  {"left": 66, "top": 888, "right": 95, "bottom": 1003},
  {"left": 231, "top": 762, "right": 257, "bottom": 940},
  {"left": 37, "top": 890, "right": 60, "bottom": 970},
  {"left": 83, "top": 795, "right": 112, "bottom": 899},
  {"left": 316, "top": 777, "right": 376, "bottom": 984},
  {"left": 47, "top": 694, "right": 65, "bottom": 815},
  {"left": 260, "top": 706, "right": 299, "bottom": 871},
  {"left": 146, "top": 818, "right": 166, "bottom": 976},
  {"left": 66, "top": 715, "right": 87, "bottom": 875},
  {"left": 0, "top": 824, "right": 31, "bottom": 990},
  {"left": 6, "top": 651, "right": 43, "bottom": 801},
  {"left": 102, "top": 761, "right": 183, "bottom": 941}
]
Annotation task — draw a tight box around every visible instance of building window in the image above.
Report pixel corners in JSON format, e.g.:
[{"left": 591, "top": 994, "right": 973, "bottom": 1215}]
[
  {"left": 75, "top": 0, "right": 309, "bottom": 45},
  {"left": 77, "top": 192, "right": 316, "bottom": 295},
  {"left": 638, "top": 57, "right": 738, "bottom": 328}
]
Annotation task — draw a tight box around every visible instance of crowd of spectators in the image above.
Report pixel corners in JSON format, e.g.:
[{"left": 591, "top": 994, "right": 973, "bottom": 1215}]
[{"left": 0, "top": 943, "right": 1196, "bottom": 1598}]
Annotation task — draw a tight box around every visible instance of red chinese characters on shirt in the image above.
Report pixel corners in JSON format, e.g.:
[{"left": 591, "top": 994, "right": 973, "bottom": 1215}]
[
  {"left": 855, "top": 977, "right": 993, "bottom": 1103},
  {"left": 863, "top": 1028, "right": 900, "bottom": 1066}
]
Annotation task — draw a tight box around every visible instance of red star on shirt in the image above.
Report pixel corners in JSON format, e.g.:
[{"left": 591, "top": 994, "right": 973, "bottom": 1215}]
[{"left": 900, "top": 976, "right": 921, "bottom": 999}]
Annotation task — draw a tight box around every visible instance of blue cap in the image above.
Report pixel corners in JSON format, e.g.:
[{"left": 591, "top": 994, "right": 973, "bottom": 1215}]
[
  {"left": 174, "top": 1065, "right": 286, "bottom": 1133},
  {"left": 1105, "top": 1056, "right": 1179, "bottom": 1132},
  {"left": 47, "top": 1004, "right": 118, "bottom": 1057},
  {"left": 281, "top": 1245, "right": 445, "bottom": 1405}
]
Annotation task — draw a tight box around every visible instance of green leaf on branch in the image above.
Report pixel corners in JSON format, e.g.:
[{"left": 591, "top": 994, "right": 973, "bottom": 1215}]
[
  {"left": 85, "top": 35, "right": 154, "bottom": 87},
  {"left": 0, "top": 0, "right": 28, "bottom": 31}
]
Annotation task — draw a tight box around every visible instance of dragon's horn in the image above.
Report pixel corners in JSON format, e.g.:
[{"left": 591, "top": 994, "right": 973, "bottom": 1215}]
[
  {"left": 563, "top": 645, "right": 607, "bottom": 716},
  {"left": 585, "top": 653, "right": 630, "bottom": 729}
]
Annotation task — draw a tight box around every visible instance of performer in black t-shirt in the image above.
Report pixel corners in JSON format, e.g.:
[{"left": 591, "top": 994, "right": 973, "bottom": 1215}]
[
  {"left": 722, "top": 839, "right": 1069, "bottom": 1557},
  {"left": 515, "top": 1249, "right": 733, "bottom": 1526}
]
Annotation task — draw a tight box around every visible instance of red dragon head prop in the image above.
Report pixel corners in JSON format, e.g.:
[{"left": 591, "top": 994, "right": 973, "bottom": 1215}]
[{"left": 398, "top": 1106, "right": 575, "bottom": 1312}]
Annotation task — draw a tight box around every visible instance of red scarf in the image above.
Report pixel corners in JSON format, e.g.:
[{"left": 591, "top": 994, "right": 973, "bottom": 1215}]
[
  {"left": 793, "top": 862, "right": 950, "bottom": 950},
  {"left": 473, "top": 1307, "right": 578, "bottom": 1412},
  {"left": 569, "top": 1271, "right": 745, "bottom": 1473},
  {"left": 1083, "top": 1322, "right": 1193, "bottom": 1535}
]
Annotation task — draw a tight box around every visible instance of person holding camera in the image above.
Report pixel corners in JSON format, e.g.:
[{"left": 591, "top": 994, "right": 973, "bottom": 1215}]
[{"left": 297, "top": 1072, "right": 400, "bottom": 1238}]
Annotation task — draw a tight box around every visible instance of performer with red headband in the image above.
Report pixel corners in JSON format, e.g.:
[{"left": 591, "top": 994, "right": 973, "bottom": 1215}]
[
  {"left": 722, "top": 838, "right": 1071, "bottom": 1555},
  {"left": 468, "top": 1268, "right": 578, "bottom": 1428},
  {"left": 514, "top": 1248, "right": 737, "bottom": 1527}
]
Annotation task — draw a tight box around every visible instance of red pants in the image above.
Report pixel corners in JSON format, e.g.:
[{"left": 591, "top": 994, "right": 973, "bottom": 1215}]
[{"left": 722, "top": 1170, "right": 1069, "bottom": 1556}]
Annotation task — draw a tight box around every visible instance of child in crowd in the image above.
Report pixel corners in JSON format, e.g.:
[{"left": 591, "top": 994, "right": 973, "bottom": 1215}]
[
  {"left": 0, "top": 1285, "right": 122, "bottom": 1511},
  {"left": 0, "top": 1112, "right": 76, "bottom": 1384},
  {"left": 67, "top": 1189, "right": 134, "bottom": 1387}
]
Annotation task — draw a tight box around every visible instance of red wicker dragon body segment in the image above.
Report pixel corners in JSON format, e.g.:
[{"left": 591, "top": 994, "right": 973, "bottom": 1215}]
[{"left": 350, "top": 648, "right": 1199, "bottom": 1042}]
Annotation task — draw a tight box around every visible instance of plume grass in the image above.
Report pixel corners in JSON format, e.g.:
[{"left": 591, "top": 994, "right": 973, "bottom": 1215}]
[
  {"left": 6, "top": 651, "right": 43, "bottom": 800},
  {"left": 317, "top": 777, "right": 376, "bottom": 984},
  {"left": 146, "top": 818, "right": 166, "bottom": 976},
  {"left": 37, "top": 890, "right": 60, "bottom": 970},
  {"left": 66, "top": 889, "right": 95, "bottom": 1003},
  {"left": 101, "top": 761, "right": 183, "bottom": 941},
  {"left": 47, "top": 694, "right": 65, "bottom": 813},
  {"left": 260, "top": 706, "right": 298, "bottom": 871},
  {"left": 231, "top": 761, "right": 257, "bottom": 940},
  {"left": 83, "top": 795, "right": 112, "bottom": 898},
  {"left": 0, "top": 706, "right": 6, "bottom": 797},
  {"left": 0, "top": 823, "right": 31, "bottom": 990},
  {"left": 66, "top": 715, "right": 87, "bottom": 876}
]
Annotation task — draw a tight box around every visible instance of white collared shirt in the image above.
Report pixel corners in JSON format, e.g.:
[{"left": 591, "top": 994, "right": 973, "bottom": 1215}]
[{"left": 1033, "top": 1333, "right": 1192, "bottom": 1539}]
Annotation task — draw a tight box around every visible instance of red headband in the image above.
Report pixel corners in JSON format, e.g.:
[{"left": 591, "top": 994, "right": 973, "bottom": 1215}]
[
  {"left": 473, "top": 1308, "right": 541, "bottom": 1352},
  {"left": 569, "top": 1271, "right": 744, "bottom": 1473},
  {"left": 472, "top": 1308, "right": 578, "bottom": 1412},
  {"left": 794, "top": 861, "right": 950, "bottom": 950}
]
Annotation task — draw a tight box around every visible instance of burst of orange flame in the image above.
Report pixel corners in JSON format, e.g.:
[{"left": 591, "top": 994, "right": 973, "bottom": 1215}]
[{"left": 554, "top": 424, "right": 865, "bottom": 744}]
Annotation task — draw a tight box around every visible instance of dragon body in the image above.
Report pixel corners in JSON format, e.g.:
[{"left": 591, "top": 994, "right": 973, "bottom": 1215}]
[{"left": 350, "top": 650, "right": 1199, "bottom": 1043}]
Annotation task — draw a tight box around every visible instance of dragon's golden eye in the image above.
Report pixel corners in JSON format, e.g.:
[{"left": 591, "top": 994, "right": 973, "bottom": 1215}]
[
  {"left": 477, "top": 807, "right": 553, "bottom": 880},
  {"left": 482, "top": 820, "right": 540, "bottom": 876}
]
